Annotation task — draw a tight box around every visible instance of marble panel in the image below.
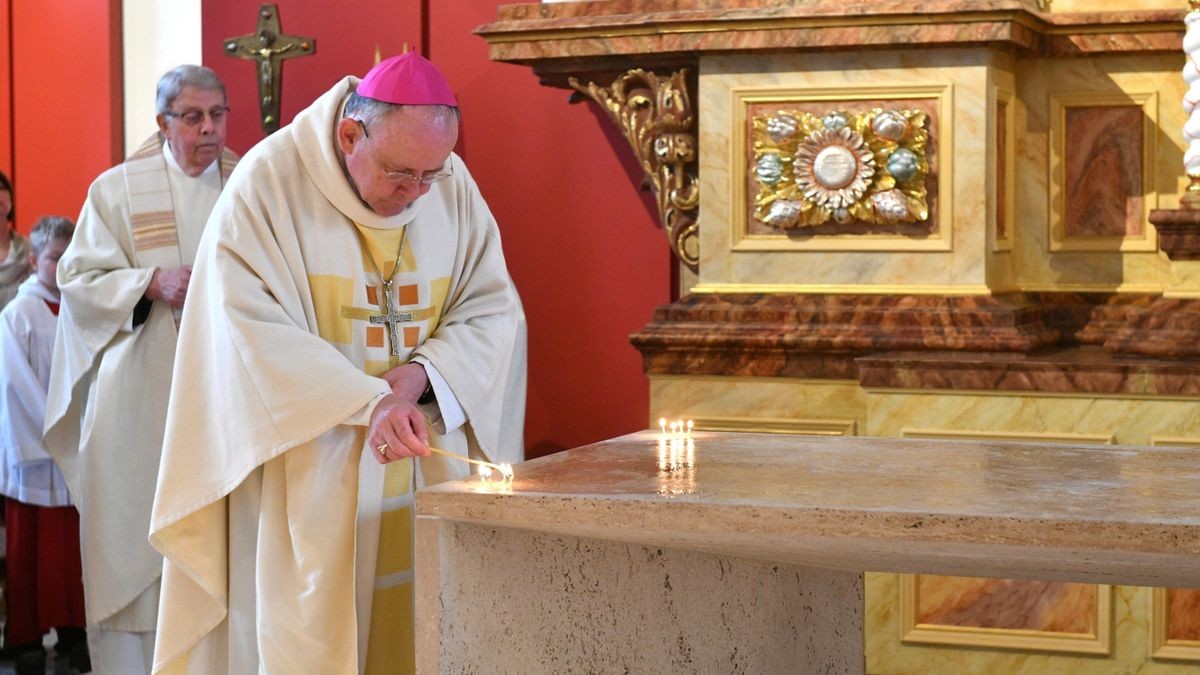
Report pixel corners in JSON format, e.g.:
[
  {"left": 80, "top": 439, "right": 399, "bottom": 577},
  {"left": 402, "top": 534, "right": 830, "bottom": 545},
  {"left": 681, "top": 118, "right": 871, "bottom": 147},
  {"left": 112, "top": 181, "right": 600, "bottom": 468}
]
[
  {"left": 914, "top": 576, "right": 1097, "bottom": 634},
  {"left": 1053, "top": 0, "right": 1180, "bottom": 11},
  {"left": 1014, "top": 54, "right": 1179, "bottom": 292},
  {"left": 865, "top": 390, "right": 1200, "bottom": 447},
  {"left": 649, "top": 375, "right": 867, "bottom": 435},
  {"left": 631, "top": 293, "right": 1076, "bottom": 378},
  {"left": 1063, "top": 105, "right": 1145, "bottom": 239},
  {"left": 867, "top": 576, "right": 1200, "bottom": 674},
  {"left": 698, "top": 49, "right": 992, "bottom": 291},
  {"left": 997, "top": 99, "right": 1009, "bottom": 242},
  {"left": 856, "top": 348, "right": 1200, "bottom": 396},
  {"left": 1168, "top": 588, "right": 1200, "bottom": 642},
  {"left": 481, "top": 2, "right": 1181, "bottom": 66}
]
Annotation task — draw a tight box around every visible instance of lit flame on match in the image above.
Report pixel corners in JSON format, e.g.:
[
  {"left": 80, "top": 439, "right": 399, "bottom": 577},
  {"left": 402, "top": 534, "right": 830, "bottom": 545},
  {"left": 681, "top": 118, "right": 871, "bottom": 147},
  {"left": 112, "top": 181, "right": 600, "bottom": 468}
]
[{"left": 478, "top": 463, "right": 515, "bottom": 485}]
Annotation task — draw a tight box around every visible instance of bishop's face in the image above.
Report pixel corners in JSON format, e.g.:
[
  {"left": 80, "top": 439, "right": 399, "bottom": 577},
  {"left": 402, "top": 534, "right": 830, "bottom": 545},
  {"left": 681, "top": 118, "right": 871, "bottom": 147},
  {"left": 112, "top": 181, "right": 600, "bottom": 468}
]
[
  {"left": 157, "top": 85, "right": 228, "bottom": 177},
  {"left": 338, "top": 107, "right": 458, "bottom": 217}
]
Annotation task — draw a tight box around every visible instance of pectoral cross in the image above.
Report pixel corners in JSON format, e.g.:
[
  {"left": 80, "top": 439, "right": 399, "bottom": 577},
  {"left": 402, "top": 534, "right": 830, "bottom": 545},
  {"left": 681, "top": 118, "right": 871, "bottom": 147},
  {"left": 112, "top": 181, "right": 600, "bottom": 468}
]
[
  {"left": 370, "top": 280, "right": 414, "bottom": 359},
  {"left": 223, "top": 4, "right": 315, "bottom": 134}
]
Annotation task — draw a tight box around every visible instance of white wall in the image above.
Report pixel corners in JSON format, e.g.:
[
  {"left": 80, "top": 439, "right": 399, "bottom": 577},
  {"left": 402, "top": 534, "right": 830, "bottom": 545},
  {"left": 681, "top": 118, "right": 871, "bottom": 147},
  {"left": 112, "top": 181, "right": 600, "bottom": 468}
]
[{"left": 122, "top": 0, "right": 203, "bottom": 155}]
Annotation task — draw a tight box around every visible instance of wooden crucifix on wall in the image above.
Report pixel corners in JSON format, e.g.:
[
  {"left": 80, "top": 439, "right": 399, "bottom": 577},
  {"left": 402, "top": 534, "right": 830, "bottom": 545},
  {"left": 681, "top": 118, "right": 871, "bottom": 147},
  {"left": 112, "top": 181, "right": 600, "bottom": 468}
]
[{"left": 224, "top": 3, "right": 316, "bottom": 135}]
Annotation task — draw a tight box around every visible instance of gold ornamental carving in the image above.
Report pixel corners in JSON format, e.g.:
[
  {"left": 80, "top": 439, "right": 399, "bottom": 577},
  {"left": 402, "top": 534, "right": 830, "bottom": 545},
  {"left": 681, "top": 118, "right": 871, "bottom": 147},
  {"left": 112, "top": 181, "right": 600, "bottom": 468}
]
[
  {"left": 570, "top": 69, "right": 699, "bottom": 272},
  {"left": 752, "top": 108, "right": 930, "bottom": 230}
]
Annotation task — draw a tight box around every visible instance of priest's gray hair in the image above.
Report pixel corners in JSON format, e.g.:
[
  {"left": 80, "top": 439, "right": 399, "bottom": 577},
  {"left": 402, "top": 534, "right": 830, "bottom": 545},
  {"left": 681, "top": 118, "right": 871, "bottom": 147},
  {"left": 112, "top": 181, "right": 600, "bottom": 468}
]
[
  {"left": 343, "top": 92, "right": 459, "bottom": 130},
  {"left": 29, "top": 216, "right": 74, "bottom": 256},
  {"left": 156, "top": 65, "right": 227, "bottom": 116}
]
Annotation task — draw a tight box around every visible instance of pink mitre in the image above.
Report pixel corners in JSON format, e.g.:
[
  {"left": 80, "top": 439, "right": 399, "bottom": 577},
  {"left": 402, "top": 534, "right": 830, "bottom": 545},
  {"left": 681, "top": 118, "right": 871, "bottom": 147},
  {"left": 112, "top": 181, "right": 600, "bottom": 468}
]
[{"left": 357, "top": 52, "right": 458, "bottom": 106}]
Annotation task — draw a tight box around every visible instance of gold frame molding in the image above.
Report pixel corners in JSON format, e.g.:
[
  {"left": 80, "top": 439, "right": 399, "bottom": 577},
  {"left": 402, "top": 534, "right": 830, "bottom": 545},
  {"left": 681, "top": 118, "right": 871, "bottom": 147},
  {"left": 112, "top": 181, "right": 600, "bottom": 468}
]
[
  {"left": 1151, "top": 587, "right": 1200, "bottom": 662},
  {"left": 1147, "top": 440, "right": 1200, "bottom": 661},
  {"left": 692, "top": 415, "right": 856, "bottom": 436},
  {"left": 730, "top": 84, "right": 954, "bottom": 252},
  {"left": 900, "top": 428, "right": 1115, "bottom": 445},
  {"left": 993, "top": 87, "right": 1015, "bottom": 252},
  {"left": 899, "top": 574, "right": 1114, "bottom": 655},
  {"left": 1047, "top": 91, "right": 1159, "bottom": 253},
  {"left": 689, "top": 282, "right": 991, "bottom": 295}
]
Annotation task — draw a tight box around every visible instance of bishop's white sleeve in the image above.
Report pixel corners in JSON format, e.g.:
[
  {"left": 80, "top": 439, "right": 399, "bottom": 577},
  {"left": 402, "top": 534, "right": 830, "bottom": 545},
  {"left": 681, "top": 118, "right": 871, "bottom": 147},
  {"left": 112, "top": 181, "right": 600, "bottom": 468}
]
[{"left": 412, "top": 356, "right": 465, "bottom": 433}]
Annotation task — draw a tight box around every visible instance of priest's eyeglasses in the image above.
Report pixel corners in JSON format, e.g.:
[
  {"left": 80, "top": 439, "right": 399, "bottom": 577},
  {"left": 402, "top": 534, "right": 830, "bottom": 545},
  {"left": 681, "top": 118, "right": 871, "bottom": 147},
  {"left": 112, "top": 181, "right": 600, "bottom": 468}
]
[
  {"left": 356, "top": 120, "right": 452, "bottom": 186},
  {"left": 164, "top": 106, "right": 230, "bottom": 127}
]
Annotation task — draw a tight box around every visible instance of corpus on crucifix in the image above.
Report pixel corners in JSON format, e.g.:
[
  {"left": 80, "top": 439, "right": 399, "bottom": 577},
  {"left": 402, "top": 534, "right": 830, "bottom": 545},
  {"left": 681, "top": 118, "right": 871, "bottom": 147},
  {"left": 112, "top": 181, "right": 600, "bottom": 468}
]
[{"left": 224, "top": 3, "right": 315, "bottom": 134}]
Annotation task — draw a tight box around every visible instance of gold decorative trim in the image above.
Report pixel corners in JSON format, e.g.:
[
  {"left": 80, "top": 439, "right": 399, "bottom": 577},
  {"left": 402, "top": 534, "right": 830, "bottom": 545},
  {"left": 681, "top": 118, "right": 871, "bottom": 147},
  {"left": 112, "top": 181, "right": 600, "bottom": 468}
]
[
  {"left": 690, "top": 282, "right": 991, "bottom": 295},
  {"left": 870, "top": 387, "right": 1200, "bottom": 403},
  {"left": 690, "top": 415, "right": 856, "bottom": 436},
  {"left": 1048, "top": 91, "right": 1159, "bottom": 253},
  {"left": 649, "top": 374, "right": 859, "bottom": 387},
  {"left": 730, "top": 85, "right": 953, "bottom": 252},
  {"left": 899, "top": 574, "right": 1113, "bottom": 655},
  {"left": 1150, "top": 436, "right": 1200, "bottom": 448},
  {"left": 1151, "top": 587, "right": 1200, "bottom": 662},
  {"left": 993, "top": 87, "right": 1015, "bottom": 252},
  {"left": 1163, "top": 288, "right": 1200, "bottom": 299},
  {"left": 1001, "top": 281, "right": 1167, "bottom": 293},
  {"left": 570, "top": 69, "right": 699, "bottom": 271},
  {"left": 901, "top": 428, "right": 1115, "bottom": 444}
]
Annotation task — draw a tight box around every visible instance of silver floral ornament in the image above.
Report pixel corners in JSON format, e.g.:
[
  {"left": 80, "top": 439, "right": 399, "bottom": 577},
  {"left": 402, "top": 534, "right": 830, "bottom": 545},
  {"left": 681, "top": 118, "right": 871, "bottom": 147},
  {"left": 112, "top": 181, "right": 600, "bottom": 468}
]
[
  {"left": 886, "top": 148, "right": 920, "bottom": 182},
  {"left": 794, "top": 127, "right": 876, "bottom": 210},
  {"left": 872, "top": 110, "right": 910, "bottom": 142},
  {"left": 766, "top": 114, "right": 799, "bottom": 142},
  {"left": 822, "top": 111, "right": 849, "bottom": 131},
  {"left": 756, "top": 154, "right": 785, "bottom": 186},
  {"left": 871, "top": 189, "right": 910, "bottom": 222},
  {"left": 765, "top": 199, "right": 803, "bottom": 227}
]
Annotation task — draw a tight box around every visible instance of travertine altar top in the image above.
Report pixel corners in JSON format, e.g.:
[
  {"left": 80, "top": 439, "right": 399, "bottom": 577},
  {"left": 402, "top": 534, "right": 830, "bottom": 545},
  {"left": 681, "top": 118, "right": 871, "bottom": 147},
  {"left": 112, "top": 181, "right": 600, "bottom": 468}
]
[{"left": 418, "top": 431, "right": 1200, "bottom": 587}]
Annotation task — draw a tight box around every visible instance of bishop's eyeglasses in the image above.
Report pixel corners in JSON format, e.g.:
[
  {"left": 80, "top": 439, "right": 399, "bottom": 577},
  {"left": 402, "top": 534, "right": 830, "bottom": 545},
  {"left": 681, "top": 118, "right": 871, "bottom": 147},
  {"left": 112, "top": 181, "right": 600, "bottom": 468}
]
[
  {"left": 164, "top": 106, "right": 230, "bottom": 127},
  {"left": 355, "top": 119, "right": 452, "bottom": 186}
]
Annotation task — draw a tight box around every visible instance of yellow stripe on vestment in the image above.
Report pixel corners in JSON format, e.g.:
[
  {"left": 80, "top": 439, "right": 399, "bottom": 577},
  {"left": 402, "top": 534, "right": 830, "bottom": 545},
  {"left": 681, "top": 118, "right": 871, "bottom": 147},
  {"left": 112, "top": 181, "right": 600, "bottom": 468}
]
[
  {"left": 365, "top": 583, "right": 415, "bottom": 675},
  {"left": 307, "top": 274, "right": 356, "bottom": 345},
  {"left": 367, "top": 457, "right": 415, "bottom": 675}
]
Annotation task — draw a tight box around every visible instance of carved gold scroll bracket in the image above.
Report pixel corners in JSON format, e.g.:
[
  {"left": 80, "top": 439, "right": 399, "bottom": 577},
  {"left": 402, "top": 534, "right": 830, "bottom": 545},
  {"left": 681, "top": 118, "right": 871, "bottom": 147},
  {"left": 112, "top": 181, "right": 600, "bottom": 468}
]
[{"left": 569, "top": 69, "right": 700, "bottom": 272}]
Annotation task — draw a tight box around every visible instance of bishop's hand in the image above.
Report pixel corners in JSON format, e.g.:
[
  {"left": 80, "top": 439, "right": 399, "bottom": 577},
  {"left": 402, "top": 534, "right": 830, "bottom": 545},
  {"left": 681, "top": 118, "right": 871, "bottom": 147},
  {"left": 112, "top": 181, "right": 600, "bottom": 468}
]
[
  {"left": 382, "top": 362, "right": 429, "bottom": 404},
  {"left": 367, "top": 393, "right": 430, "bottom": 464}
]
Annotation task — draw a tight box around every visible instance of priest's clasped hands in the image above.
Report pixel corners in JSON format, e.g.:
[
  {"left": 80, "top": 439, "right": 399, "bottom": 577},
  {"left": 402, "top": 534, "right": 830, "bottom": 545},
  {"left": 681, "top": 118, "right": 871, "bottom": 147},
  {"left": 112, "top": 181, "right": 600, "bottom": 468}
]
[
  {"left": 146, "top": 264, "right": 192, "bottom": 309},
  {"left": 367, "top": 362, "right": 432, "bottom": 463}
]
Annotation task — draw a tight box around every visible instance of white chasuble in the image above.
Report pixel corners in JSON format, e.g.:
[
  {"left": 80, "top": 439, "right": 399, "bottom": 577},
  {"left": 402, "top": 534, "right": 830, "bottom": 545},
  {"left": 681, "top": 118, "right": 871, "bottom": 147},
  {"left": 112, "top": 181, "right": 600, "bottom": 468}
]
[
  {"left": 150, "top": 77, "right": 526, "bottom": 675},
  {"left": 44, "top": 135, "right": 237, "bottom": 634}
]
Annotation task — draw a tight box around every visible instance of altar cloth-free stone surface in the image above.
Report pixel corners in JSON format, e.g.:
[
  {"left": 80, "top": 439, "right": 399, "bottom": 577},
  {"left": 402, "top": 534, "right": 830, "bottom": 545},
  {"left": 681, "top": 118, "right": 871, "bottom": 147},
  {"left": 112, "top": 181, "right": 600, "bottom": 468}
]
[
  {"left": 419, "top": 431, "right": 1200, "bottom": 588},
  {"left": 415, "top": 431, "right": 1199, "bottom": 672}
]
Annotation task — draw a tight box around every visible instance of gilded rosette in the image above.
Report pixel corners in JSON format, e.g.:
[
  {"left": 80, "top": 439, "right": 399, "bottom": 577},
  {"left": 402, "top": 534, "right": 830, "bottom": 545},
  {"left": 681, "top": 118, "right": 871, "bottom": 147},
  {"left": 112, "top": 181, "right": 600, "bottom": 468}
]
[{"left": 752, "top": 108, "right": 930, "bottom": 229}]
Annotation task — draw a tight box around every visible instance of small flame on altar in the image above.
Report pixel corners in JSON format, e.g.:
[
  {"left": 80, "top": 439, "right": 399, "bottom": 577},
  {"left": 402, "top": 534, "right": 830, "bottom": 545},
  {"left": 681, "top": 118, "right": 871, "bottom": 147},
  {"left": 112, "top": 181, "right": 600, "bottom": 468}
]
[{"left": 477, "top": 463, "right": 515, "bottom": 489}]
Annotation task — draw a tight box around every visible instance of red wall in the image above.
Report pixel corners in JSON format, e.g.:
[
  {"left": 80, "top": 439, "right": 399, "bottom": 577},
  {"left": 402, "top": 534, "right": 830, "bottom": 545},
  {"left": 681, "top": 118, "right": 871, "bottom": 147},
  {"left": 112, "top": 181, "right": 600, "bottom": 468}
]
[
  {"left": 7, "top": 0, "right": 122, "bottom": 233},
  {"left": 0, "top": 1, "right": 11, "bottom": 182},
  {"left": 202, "top": 0, "right": 672, "bottom": 457},
  {"left": 203, "top": 1, "right": 423, "bottom": 156}
]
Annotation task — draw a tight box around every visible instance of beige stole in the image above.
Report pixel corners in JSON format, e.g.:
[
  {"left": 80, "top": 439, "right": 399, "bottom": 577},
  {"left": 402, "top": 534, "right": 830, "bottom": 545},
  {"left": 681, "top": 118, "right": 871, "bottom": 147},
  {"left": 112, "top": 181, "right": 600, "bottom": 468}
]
[{"left": 123, "top": 134, "right": 238, "bottom": 313}]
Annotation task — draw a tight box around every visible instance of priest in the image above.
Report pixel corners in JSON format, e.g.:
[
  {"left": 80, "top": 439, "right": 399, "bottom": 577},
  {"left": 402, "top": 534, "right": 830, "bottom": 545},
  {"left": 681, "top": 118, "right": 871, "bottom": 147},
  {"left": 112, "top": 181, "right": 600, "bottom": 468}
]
[
  {"left": 44, "top": 65, "right": 237, "bottom": 674},
  {"left": 150, "top": 53, "right": 526, "bottom": 674}
]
